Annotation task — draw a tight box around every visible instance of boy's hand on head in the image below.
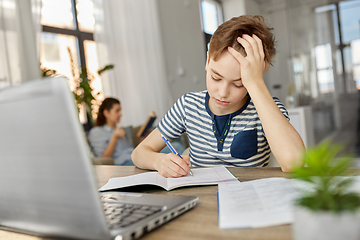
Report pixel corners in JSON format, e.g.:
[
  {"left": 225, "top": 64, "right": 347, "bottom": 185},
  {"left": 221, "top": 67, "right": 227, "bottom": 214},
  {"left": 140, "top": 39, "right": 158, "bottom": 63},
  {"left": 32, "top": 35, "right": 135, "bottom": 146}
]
[
  {"left": 154, "top": 153, "right": 191, "bottom": 178},
  {"left": 227, "top": 34, "right": 266, "bottom": 89}
]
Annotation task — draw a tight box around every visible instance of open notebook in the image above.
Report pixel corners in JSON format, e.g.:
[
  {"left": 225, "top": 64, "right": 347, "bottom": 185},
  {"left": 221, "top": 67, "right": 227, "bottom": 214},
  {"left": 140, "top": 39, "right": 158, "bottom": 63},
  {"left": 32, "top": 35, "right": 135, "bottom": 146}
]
[
  {"left": 0, "top": 77, "right": 198, "bottom": 240},
  {"left": 100, "top": 166, "right": 238, "bottom": 191}
]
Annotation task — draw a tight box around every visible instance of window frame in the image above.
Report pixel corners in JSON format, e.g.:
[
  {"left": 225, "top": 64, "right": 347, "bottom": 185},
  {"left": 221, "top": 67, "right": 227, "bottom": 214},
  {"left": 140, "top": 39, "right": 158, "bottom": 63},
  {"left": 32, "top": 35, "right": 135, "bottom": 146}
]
[
  {"left": 200, "top": 0, "right": 224, "bottom": 54},
  {"left": 41, "top": 0, "right": 94, "bottom": 68}
]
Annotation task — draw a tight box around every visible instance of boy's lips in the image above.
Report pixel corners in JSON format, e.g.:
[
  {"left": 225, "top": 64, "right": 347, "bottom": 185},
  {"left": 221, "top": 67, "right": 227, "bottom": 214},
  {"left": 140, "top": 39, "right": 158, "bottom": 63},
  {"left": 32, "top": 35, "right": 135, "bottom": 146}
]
[{"left": 215, "top": 99, "right": 229, "bottom": 105}]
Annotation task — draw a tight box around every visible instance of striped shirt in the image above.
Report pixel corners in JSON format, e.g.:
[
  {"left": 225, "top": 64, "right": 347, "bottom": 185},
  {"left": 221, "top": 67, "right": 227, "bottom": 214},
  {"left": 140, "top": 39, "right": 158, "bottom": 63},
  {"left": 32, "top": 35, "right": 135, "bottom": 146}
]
[{"left": 157, "top": 91, "right": 289, "bottom": 167}]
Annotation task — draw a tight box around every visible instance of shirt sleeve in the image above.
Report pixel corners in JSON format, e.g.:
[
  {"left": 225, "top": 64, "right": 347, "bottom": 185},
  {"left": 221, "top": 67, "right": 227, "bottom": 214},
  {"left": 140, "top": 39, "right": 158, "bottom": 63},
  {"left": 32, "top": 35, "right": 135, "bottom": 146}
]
[
  {"left": 273, "top": 97, "right": 290, "bottom": 121},
  {"left": 88, "top": 127, "right": 110, "bottom": 157},
  {"left": 157, "top": 94, "right": 186, "bottom": 140}
]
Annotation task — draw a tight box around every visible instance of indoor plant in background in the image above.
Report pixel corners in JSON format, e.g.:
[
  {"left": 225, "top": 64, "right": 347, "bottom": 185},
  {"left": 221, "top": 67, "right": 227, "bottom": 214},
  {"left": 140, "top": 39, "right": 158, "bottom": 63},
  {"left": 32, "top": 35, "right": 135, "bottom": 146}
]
[
  {"left": 68, "top": 47, "right": 114, "bottom": 124},
  {"left": 291, "top": 140, "right": 360, "bottom": 240},
  {"left": 41, "top": 48, "right": 114, "bottom": 130}
]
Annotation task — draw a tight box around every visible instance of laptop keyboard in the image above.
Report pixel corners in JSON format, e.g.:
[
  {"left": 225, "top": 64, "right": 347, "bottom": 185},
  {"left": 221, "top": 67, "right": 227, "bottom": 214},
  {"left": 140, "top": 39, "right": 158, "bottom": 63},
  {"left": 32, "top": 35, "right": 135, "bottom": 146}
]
[{"left": 101, "top": 195, "right": 162, "bottom": 229}]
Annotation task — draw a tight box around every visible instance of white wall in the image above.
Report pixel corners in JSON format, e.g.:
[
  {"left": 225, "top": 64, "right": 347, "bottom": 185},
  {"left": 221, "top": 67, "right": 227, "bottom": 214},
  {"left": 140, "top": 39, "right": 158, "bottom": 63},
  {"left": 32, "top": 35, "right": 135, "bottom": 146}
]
[
  {"left": 222, "top": 0, "right": 246, "bottom": 21},
  {"left": 244, "top": 0, "right": 261, "bottom": 15},
  {"left": 156, "top": 0, "right": 206, "bottom": 102},
  {"left": 261, "top": 0, "right": 291, "bottom": 105},
  {"left": 222, "top": 0, "right": 261, "bottom": 21},
  {"left": 221, "top": 0, "right": 290, "bottom": 104}
]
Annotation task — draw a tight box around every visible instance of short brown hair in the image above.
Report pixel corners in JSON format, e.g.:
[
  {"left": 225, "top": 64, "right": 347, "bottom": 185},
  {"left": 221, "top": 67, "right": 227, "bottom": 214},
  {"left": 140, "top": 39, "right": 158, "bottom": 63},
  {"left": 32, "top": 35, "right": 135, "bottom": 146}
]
[{"left": 208, "top": 15, "right": 276, "bottom": 65}]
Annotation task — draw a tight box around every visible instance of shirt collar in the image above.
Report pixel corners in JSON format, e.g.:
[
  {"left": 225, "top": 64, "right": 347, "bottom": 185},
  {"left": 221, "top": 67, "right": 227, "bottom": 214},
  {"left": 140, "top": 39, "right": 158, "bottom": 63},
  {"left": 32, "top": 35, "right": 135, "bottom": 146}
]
[
  {"left": 103, "top": 124, "right": 114, "bottom": 132},
  {"left": 205, "top": 91, "right": 251, "bottom": 119}
]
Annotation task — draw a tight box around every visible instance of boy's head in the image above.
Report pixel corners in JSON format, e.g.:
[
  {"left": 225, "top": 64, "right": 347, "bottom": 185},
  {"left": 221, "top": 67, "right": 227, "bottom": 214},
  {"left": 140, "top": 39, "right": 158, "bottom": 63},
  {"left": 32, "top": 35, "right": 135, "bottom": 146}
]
[
  {"left": 208, "top": 15, "right": 276, "bottom": 66},
  {"left": 204, "top": 15, "right": 276, "bottom": 115}
]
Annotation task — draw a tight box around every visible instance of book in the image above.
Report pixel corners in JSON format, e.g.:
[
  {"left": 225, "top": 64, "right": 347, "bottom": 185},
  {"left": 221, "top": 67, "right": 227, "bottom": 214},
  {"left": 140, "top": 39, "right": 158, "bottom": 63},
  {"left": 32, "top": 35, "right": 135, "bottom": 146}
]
[
  {"left": 99, "top": 166, "right": 239, "bottom": 191},
  {"left": 137, "top": 111, "right": 156, "bottom": 137}
]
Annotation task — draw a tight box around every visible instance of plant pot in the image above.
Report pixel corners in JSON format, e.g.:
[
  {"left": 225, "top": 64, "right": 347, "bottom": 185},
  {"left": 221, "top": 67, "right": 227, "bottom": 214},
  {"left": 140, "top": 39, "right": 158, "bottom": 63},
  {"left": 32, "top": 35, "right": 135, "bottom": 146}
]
[{"left": 292, "top": 205, "right": 360, "bottom": 240}]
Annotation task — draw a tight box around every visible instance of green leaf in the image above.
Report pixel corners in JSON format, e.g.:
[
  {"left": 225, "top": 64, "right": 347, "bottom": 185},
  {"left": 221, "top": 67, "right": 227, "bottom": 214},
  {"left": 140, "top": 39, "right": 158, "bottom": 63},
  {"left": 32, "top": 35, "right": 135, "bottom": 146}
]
[
  {"left": 52, "top": 48, "right": 115, "bottom": 123},
  {"left": 291, "top": 140, "right": 360, "bottom": 212},
  {"left": 97, "top": 64, "right": 114, "bottom": 75}
]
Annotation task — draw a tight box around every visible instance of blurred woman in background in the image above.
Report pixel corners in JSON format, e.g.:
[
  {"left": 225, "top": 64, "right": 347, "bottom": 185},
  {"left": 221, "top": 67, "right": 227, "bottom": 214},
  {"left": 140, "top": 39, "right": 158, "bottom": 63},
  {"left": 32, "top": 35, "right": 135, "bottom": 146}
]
[{"left": 88, "top": 97, "right": 134, "bottom": 165}]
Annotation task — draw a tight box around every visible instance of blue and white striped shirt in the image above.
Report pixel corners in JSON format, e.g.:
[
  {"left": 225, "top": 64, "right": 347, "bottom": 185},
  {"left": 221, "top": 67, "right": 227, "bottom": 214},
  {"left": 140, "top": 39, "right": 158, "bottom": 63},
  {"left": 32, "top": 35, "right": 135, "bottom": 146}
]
[{"left": 157, "top": 91, "right": 289, "bottom": 167}]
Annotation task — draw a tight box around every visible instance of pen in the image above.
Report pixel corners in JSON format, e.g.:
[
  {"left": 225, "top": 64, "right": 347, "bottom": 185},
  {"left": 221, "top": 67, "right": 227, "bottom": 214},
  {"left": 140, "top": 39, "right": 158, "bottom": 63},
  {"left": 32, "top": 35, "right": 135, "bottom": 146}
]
[{"left": 161, "top": 134, "right": 194, "bottom": 176}]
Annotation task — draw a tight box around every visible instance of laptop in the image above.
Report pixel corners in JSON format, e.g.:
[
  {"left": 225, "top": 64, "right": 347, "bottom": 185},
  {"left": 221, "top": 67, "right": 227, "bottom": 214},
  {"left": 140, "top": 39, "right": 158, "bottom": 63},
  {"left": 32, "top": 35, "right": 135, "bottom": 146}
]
[{"left": 0, "top": 77, "right": 198, "bottom": 240}]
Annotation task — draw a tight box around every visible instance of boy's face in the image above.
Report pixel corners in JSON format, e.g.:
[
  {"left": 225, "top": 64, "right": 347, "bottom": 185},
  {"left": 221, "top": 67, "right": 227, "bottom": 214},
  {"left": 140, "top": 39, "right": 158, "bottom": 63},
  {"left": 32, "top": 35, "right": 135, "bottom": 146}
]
[{"left": 205, "top": 51, "right": 248, "bottom": 115}]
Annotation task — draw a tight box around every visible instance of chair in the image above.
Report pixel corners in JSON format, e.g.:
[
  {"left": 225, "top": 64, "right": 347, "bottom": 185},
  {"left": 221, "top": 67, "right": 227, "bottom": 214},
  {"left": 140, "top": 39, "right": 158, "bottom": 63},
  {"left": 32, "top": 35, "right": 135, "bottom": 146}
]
[{"left": 91, "top": 157, "right": 115, "bottom": 165}]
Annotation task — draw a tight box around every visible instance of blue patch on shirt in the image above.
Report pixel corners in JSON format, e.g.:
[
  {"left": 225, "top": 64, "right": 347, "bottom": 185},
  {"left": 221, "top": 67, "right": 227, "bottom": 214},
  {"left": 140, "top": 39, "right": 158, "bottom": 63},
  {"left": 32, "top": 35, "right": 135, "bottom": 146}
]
[
  {"left": 230, "top": 129, "right": 258, "bottom": 159},
  {"left": 205, "top": 92, "right": 251, "bottom": 151}
]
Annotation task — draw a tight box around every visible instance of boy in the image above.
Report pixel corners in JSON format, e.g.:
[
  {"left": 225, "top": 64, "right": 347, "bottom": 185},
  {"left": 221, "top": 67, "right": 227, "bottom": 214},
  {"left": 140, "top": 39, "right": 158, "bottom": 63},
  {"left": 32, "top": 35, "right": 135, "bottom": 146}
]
[{"left": 131, "top": 15, "right": 305, "bottom": 177}]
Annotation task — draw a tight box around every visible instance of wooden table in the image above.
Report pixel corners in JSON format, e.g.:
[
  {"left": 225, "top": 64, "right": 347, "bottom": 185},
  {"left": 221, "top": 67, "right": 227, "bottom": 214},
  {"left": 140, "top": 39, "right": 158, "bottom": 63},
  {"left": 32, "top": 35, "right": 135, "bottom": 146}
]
[
  {"left": 95, "top": 166, "right": 292, "bottom": 240},
  {"left": 4, "top": 166, "right": 357, "bottom": 240}
]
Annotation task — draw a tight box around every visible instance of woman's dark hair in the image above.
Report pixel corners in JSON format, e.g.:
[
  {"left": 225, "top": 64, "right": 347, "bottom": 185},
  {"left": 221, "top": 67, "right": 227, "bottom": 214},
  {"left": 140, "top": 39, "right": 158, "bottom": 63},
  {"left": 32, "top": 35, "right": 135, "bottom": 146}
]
[{"left": 95, "top": 97, "right": 120, "bottom": 126}]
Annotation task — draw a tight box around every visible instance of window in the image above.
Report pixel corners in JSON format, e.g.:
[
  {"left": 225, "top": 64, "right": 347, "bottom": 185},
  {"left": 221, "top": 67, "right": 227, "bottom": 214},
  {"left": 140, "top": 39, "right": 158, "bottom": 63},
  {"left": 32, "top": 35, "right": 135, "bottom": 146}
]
[
  {"left": 40, "top": 0, "right": 102, "bottom": 123},
  {"left": 314, "top": 44, "right": 335, "bottom": 94},
  {"left": 315, "top": 0, "right": 360, "bottom": 92},
  {"left": 41, "top": 0, "right": 74, "bottom": 29},
  {"left": 200, "top": 0, "right": 223, "bottom": 52},
  {"left": 40, "top": 32, "right": 79, "bottom": 88},
  {"left": 351, "top": 39, "right": 360, "bottom": 86}
]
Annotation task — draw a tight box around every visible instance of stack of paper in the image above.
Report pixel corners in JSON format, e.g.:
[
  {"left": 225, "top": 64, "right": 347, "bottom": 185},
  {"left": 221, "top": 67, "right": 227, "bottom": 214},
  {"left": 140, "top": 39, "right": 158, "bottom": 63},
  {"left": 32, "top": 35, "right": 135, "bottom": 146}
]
[
  {"left": 218, "top": 178, "right": 300, "bottom": 229},
  {"left": 218, "top": 176, "right": 360, "bottom": 229}
]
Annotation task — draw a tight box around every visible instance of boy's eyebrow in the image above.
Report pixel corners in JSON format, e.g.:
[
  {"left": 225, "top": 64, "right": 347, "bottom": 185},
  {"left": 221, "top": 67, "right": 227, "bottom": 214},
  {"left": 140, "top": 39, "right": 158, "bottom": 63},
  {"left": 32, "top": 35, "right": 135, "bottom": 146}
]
[
  {"left": 211, "top": 68, "right": 242, "bottom": 81},
  {"left": 211, "top": 68, "right": 224, "bottom": 78}
]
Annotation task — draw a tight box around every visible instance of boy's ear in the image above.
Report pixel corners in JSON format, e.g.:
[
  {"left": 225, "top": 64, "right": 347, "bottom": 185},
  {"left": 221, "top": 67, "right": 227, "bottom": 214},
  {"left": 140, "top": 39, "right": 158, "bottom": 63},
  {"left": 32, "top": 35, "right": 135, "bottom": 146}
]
[{"left": 205, "top": 51, "right": 209, "bottom": 71}]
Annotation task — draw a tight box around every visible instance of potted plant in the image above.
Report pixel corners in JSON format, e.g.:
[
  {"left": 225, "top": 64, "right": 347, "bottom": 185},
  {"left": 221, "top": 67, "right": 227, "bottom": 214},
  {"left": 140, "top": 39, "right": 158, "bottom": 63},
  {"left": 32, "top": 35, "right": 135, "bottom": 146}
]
[
  {"left": 67, "top": 47, "right": 114, "bottom": 124},
  {"left": 41, "top": 47, "right": 114, "bottom": 126},
  {"left": 291, "top": 140, "right": 360, "bottom": 240}
]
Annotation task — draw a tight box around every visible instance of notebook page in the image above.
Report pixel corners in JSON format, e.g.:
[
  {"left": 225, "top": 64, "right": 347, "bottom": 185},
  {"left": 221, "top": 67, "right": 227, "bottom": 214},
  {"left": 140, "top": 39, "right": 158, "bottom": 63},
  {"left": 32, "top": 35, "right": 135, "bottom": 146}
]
[
  {"left": 218, "top": 178, "right": 300, "bottom": 229},
  {"left": 166, "top": 166, "right": 238, "bottom": 190}
]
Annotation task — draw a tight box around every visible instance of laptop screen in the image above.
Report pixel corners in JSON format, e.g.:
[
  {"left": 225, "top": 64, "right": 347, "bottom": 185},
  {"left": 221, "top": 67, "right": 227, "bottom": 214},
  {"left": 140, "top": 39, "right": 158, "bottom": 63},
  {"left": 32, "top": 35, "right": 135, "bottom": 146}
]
[{"left": 0, "top": 77, "right": 110, "bottom": 239}]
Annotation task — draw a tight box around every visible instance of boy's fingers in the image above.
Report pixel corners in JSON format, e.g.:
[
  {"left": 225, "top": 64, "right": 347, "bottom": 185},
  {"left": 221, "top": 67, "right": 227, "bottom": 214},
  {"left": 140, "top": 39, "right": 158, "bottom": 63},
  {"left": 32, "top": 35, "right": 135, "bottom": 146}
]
[
  {"left": 182, "top": 155, "right": 191, "bottom": 165},
  {"left": 165, "top": 167, "right": 183, "bottom": 178},
  {"left": 175, "top": 160, "right": 190, "bottom": 174},
  {"left": 241, "top": 34, "right": 257, "bottom": 47},
  {"left": 228, "top": 46, "right": 246, "bottom": 64},
  {"left": 253, "top": 34, "right": 265, "bottom": 60},
  {"left": 169, "top": 164, "right": 188, "bottom": 176},
  {"left": 243, "top": 34, "right": 263, "bottom": 59},
  {"left": 170, "top": 154, "right": 190, "bottom": 175},
  {"left": 237, "top": 35, "right": 255, "bottom": 58}
]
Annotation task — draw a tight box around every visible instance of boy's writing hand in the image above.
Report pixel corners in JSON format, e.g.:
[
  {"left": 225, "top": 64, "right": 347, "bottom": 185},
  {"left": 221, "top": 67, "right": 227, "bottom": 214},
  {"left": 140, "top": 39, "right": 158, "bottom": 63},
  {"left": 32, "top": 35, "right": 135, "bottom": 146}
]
[
  {"left": 114, "top": 126, "right": 126, "bottom": 138},
  {"left": 155, "top": 153, "right": 191, "bottom": 178},
  {"left": 227, "top": 34, "right": 266, "bottom": 90}
]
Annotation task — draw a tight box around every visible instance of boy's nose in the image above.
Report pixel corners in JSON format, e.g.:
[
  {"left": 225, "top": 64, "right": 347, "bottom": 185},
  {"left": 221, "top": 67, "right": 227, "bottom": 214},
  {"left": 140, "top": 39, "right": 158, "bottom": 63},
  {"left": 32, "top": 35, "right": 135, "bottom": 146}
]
[{"left": 218, "top": 84, "right": 229, "bottom": 98}]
